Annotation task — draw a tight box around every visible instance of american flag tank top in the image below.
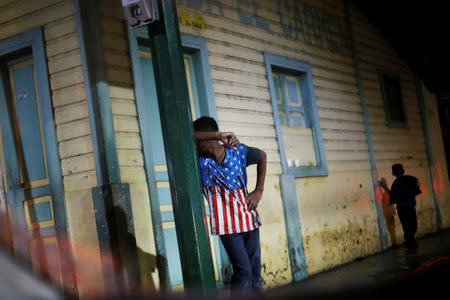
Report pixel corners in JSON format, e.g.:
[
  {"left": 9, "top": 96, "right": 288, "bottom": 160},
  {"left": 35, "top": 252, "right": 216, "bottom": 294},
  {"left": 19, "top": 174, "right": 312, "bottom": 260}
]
[{"left": 199, "top": 144, "right": 262, "bottom": 235}]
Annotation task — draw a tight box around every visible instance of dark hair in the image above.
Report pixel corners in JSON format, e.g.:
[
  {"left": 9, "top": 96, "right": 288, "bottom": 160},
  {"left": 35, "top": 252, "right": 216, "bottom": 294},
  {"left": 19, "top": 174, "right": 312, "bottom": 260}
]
[
  {"left": 392, "top": 163, "right": 404, "bottom": 175},
  {"left": 193, "top": 116, "right": 218, "bottom": 132}
]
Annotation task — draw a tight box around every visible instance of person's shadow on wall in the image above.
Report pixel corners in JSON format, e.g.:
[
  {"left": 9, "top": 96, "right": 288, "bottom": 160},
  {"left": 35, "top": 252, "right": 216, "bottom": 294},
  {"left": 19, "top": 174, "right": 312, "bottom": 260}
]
[
  {"left": 379, "top": 177, "right": 398, "bottom": 246},
  {"left": 113, "top": 207, "right": 164, "bottom": 293}
]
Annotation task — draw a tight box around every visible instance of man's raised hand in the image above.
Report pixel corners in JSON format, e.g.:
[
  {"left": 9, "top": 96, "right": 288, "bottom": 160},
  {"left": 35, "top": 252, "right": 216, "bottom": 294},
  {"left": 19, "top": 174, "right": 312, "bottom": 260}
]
[{"left": 217, "top": 132, "right": 239, "bottom": 148}]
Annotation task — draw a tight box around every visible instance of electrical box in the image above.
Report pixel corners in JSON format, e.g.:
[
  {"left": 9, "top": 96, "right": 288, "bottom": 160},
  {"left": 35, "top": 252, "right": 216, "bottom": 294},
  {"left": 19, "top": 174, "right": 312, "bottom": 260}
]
[{"left": 122, "top": 0, "right": 159, "bottom": 28}]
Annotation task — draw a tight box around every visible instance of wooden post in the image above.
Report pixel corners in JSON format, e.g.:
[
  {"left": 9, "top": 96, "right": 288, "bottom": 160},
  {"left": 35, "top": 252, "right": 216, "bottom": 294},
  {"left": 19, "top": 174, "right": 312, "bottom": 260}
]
[
  {"left": 146, "top": 0, "right": 216, "bottom": 292},
  {"left": 75, "top": 0, "right": 140, "bottom": 295}
]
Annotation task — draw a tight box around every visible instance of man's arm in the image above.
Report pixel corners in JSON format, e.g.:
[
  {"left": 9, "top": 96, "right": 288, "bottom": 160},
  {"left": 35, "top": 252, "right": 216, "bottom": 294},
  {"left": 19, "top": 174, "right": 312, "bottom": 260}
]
[
  {"left": 413, "top": 177, "right": 422, "bottom": 196},
  {"left": 194, "top": 131, "right": 239, "bottom": 148},
  {"left": 247, "top": 149, "right": 267, "bottom": 210},
  {"left": 379, "top": 178, "right": 390, "bottom": 194},
  {"left": 379, "top": 179, "right": 397, "bottom": 204}
]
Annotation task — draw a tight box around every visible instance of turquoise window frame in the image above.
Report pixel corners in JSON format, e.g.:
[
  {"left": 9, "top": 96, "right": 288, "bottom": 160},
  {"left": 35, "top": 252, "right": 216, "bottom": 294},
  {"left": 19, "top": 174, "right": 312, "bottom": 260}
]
[
  {"left": 179, "top": 34, "right": 218, "bottom": 121},
  {"left": 378, "top": 69, "right": 408, "bottom": 128},
  {"left": 264, "top": 53, "right": 328, "bottom": 178},
  {"left": 273, "top": 72, "right": 309, "bottom": 128}
]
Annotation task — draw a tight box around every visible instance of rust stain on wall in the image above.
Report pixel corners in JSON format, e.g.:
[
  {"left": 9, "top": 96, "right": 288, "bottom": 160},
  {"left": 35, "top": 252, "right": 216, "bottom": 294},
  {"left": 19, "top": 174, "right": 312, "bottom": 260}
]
[
  {"left": 260, "top": 232, "right": 291, "bottom": 288},
  {"left": 261, "top": 262, "right": 289, "bottom": 287},
  {"left": 417, "top": 207, "right": 438, "bottom": 234},
  {"left": 304, "top": 219, "right": 380, "bottom": 274}
]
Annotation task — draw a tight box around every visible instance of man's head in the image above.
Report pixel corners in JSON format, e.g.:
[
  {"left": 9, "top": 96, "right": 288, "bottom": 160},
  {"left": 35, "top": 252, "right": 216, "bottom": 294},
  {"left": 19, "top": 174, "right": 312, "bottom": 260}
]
[
  {"left": 193, "top": 116, "right": 218, "bottom": 132},
  {"left": 193, "top": 116, "right": 219, "bottom": 153},
  {"left": 392, "top": 163, "right": 405, "bottom": 177}
]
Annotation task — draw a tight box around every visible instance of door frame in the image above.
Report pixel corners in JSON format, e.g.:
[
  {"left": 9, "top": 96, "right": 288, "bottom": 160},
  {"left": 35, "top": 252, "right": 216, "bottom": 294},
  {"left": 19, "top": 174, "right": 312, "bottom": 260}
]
[
  {"left": 127, "top": 28, "right": 228, "bottom": 288},
  {"left": 0, "top": 135, "right": 13, "bottom": 254},
  {"left": 0, "top": 28, "right": 76, "bottom": 294}
]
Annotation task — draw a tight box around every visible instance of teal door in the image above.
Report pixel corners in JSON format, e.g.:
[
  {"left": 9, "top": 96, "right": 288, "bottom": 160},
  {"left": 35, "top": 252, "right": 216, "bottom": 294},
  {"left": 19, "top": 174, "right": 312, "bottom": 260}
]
[
  {"left": 0, "top": 55, "right": 65, "bottom": 286},
  {"left": 138, "top": 47, "right": 224, "bottom": 290}
]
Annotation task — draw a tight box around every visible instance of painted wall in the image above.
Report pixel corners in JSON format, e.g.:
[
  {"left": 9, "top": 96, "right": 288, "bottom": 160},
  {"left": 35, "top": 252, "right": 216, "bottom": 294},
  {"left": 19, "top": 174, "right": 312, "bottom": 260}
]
[
  {"left": 350, "top": 4, "right": 440, "bottom": 244},
  {"left": 95, "top": 0, "right": 450, "bottom": 289},
  {"left": 176, "top": 0, "right": 299, "bottom": 286},
  {"left": 0, "top": 0, "right": 103, "bottom": 297},
  {"left": 174, "top": 0, "right": 450, "bottom": 276},
  {"left": 421, "top": 83, "right": 450, "bottom": 227},
  {"left": 98, "top": 0, "right": 160, "bottom": 289},
  {"left": 92, "top": 0, "right": 292, "bottom": 289},
  {"left": 175, "top": 0, "right": 381, "bottom": 277},
  {"left": 3, "top": 0, "right": 449, "bottom": 296}
]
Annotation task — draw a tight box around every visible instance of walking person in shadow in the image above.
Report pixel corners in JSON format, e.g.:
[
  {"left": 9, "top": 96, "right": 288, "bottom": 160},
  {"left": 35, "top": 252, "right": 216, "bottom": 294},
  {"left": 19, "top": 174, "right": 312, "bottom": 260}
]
[{"left": 379, "top": 163, "right": 422, "bottom": 248}]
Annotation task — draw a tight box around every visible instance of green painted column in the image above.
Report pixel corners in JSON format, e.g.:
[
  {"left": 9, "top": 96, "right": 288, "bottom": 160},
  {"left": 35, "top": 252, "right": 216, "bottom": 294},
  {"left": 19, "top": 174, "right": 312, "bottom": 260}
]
[
  {"left": 146, "top": 0, "right": 216, "bottom": 292},
  {"left": 75, "top": 0, "right": 140, "bottom": 295}
]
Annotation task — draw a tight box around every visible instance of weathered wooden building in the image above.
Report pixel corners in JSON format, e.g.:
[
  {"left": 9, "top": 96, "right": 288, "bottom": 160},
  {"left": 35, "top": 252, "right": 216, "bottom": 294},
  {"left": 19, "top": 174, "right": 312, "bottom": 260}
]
[{"left": 0, "top": 0, "right": 449, "bottom": 298}]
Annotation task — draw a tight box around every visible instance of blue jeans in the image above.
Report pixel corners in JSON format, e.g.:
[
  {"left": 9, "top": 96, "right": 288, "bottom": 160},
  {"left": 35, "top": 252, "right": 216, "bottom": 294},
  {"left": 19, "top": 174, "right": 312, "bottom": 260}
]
[{"left": 220, "top": 228, "right": 262, "bottom": 294}]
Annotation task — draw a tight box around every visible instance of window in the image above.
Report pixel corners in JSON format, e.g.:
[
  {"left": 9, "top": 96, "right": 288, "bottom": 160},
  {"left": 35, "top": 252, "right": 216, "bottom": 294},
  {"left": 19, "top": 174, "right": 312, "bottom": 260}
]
[
  {"left": 379, "top": 71, "right": 407, "bottom": 127},
  {"left": 273, "top": 72, "right": 308, "bottom": 127},
  {"left": 264, "top": 53, "right": 327, "bottom": 178}
]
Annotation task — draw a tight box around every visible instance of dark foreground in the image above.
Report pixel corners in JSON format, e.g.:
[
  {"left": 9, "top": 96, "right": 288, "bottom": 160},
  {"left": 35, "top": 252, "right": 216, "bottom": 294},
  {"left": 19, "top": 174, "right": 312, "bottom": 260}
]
[{"left": 2, "top": 229, "right": 450, "bottom": 300}]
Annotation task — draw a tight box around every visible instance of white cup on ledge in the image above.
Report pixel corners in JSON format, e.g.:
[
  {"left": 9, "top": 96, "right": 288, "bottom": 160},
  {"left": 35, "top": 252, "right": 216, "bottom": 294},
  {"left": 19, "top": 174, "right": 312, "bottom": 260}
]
[{"left": 287, "top": 159, "right": 293, "bottom": 167}]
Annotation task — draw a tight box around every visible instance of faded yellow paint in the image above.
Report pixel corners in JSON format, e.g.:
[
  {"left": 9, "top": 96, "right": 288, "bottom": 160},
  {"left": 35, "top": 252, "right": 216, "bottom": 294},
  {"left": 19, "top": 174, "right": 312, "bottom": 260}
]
[
  {"left": 175, "top": 0, "right": 442, "bottom": 289},
  {"left": 66, "top": 0, "right": 450, "bottom": 294},
  {"left": 51, "top": 83, "right": 87, "bottom": 107},
  {"left": 296, "top": 171, "right": 381, "bottom": 273},
  {"left": 99, "top": 0, "right": 160, "bottom": 290},
  {"left": 1, "top": 0, "right": 445, "bottom": 296},
  {"left": 54, "top": 100, "right": 89, "bottom": 125},
  {"left": 248, "top": 172, "right": 292, "bottom": 287},
  {"left": 65, "top": 189, "right": 105, "bottom": 296},
  {"left": 303, "top": 219, "right": 380, "bottom": 274},
  {"left": 129, "top": 183, "right": 160, "bottom": 288},
  {"left": 282, "top": 126, "right": 317, "bottom": 167},
  {"left": 260, "top": 224, "right": 292, "bottom": 287},
  {"left": 61, "top": 153, "right": 96, "bottom": 176}
]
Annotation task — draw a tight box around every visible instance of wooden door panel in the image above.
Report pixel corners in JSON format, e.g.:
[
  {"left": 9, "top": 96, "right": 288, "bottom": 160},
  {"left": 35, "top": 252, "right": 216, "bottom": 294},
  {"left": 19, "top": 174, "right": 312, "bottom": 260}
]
[
  {"left": 8, "top": 59, "right": 48, "bottom": 187},
  {"left": 0, "top": 55, "right": 60, "bottom": 285}
]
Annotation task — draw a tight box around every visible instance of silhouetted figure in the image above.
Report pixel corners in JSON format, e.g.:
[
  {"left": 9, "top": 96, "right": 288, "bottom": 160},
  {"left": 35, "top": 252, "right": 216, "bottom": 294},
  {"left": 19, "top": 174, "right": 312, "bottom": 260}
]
[{"left": 379, "top": 164, "right": 422, "bottom": 248}]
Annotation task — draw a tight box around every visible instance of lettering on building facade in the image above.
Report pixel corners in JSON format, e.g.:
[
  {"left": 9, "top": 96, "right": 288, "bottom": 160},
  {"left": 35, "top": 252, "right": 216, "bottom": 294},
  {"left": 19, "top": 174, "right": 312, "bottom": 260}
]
[{"left": 177, "top": 0, "right": 351, "bottom": 55}]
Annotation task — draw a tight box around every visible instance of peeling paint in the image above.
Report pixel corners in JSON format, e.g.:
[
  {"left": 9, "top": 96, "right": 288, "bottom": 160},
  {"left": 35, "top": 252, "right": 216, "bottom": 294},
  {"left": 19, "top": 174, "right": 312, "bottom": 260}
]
[
  {"left": 274, "top": 183, "right": 280, "bottom": 192},
  {"left": 290, "top": 248, "right": 301, "bottom": 273},
  {"left": 304, "top": 220, "right": 380, "bottom": 274},
  {"left": 260, "top": 226, "right": 292, "bottom": 288},
  {"left": 417, "top": 207, "right": 438, "bottom": 234},
  {"left": 262, "top": 263, "right": 289, "bottom": 286}
]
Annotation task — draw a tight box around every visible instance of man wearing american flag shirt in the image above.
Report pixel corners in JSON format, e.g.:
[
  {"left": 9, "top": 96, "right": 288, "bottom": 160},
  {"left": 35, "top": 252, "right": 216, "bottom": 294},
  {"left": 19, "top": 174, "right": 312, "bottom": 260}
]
[{"left": 193, "top": 116, "right": 267, "bottom": 294}]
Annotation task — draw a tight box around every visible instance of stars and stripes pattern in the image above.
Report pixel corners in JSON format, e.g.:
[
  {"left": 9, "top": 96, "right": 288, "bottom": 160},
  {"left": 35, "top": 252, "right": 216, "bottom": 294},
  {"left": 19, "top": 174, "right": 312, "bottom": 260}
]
[
  {"left": 199, "top": 144, "right": 262, "bottom": 235},
  {"left": 204, "top": 186, "right": 261, "bottom": 235},
  {"left": 200, "top": 145, "right": 247, "bottom": 190}
]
